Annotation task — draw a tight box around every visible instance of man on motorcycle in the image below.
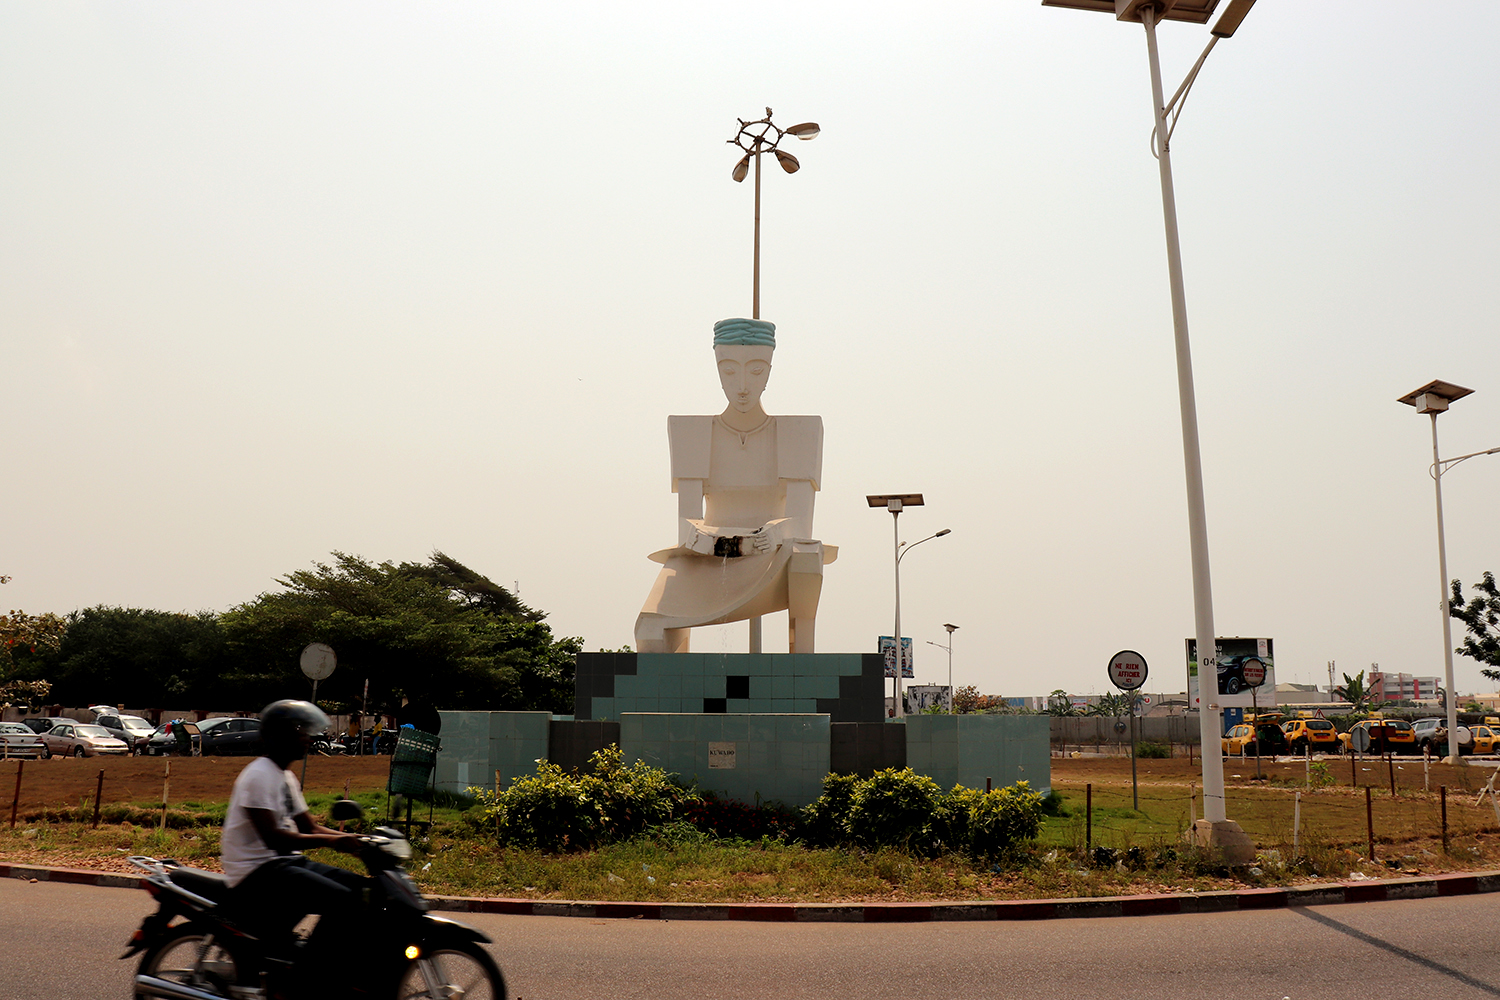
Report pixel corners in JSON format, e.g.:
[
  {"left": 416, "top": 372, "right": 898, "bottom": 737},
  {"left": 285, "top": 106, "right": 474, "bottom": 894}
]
[{"left": 222, "top": 699, "right": 364, "bottom": 996}]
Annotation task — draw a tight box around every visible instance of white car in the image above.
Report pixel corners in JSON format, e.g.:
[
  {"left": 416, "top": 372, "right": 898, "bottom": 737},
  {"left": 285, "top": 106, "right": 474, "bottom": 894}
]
[{"left": 0, "top": 722, "right": 48, "bottom": 759}]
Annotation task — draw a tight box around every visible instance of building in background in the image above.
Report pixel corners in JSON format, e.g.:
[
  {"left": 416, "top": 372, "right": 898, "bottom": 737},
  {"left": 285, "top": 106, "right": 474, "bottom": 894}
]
[{"left": 1368, "top": 671, "right": 1441, "bottom": 704}]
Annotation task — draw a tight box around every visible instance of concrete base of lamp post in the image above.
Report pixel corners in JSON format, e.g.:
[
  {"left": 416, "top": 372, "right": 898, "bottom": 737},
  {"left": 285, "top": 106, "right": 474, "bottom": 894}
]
[{"left": 1190, "top": 819, "right": 1256, "bottom": 866}]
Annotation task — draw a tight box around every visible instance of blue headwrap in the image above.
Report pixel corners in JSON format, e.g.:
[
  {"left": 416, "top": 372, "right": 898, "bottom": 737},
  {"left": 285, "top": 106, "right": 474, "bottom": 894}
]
[{"left": 712, "top": 317, "right": 776, "bottom": 348}]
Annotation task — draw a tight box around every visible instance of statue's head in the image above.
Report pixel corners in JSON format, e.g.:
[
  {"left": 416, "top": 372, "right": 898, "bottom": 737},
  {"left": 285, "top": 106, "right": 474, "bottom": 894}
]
[{"left": 713, "top": 318, "right": 775, "bottom": 416}]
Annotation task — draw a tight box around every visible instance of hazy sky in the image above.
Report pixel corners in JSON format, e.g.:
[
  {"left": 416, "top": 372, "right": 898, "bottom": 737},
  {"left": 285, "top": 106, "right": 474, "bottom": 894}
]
[{"left": 5, "top": 2, "right": 1498, "bottom": 703}]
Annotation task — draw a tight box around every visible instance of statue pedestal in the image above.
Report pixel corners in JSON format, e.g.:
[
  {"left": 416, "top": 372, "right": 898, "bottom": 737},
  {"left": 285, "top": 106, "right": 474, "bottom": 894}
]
[{"left": 1190, "top": 819, "right": 1256, "bottom": 866}]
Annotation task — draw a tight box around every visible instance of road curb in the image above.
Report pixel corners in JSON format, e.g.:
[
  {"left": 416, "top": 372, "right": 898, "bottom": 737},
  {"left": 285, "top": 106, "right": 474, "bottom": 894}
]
[{"left": 6, "top": 861, "right": 1497, "bottom": 922}]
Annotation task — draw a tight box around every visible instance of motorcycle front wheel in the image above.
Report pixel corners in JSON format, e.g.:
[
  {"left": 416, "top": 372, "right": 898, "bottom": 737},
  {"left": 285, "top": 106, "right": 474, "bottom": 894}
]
[
  {"left": 136, "top": 926, "right": 245, "bottom": 998},
  {"left": 396, "top": 942, "right": 506, "bottom": 1000}
]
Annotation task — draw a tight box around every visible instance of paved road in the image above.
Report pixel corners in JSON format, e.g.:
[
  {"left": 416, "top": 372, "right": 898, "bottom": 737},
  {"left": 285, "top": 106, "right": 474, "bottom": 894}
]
[{"left": 6, "top": 878, "right": 1499, "bottom": 999}]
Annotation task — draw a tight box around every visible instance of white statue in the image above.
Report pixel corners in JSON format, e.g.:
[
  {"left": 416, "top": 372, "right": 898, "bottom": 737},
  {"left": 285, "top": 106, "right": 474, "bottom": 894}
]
[{"left": 635, "top": 318, "right": 837, "bottom": 654}]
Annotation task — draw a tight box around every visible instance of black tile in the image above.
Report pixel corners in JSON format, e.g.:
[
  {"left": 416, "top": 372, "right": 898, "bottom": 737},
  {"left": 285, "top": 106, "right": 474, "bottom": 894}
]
[
  {"left": 616, "top": 653, "right": 637, "bottom": 676},
  {"left": 726, "top": 675, "right": 749, "bottom": 699},
  {"left": 703, "top": 698, "right": 727, "bottom": 714}
]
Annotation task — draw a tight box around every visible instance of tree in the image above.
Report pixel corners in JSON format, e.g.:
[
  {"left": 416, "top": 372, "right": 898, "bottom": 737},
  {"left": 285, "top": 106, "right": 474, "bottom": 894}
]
[
  {"left": 1046, "top": 689, "right": 1078, "bottom": 717},
  {"left": 38, "top": 607, "right": 228, "bottom": 708},
  {"left": 1089, "top": 692, "right": 1135, "bottom": 717},
  {"left": 220, "top": 552, "right": 582, "bottom": 713},
  {"left": 0, "top": 610, "right": 66, "bottom": 710},
  {"left": 1450, "top": 573, "right": 1500, "bottom": 683},
  {"left": 1335, "top": 669, "right": 1371, "bottom": 712}
]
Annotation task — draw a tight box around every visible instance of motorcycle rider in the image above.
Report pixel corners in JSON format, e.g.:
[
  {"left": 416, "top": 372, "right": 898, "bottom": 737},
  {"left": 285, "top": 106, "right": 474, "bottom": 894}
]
[{"left": 222, "top": 699, "right": 364, "bottom": 996}]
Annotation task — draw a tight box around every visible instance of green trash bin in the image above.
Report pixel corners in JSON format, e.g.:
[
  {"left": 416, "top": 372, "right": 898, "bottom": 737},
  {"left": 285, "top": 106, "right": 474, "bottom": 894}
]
[{"left": 387, "top": 728, "right": 440, "bottom": 797}]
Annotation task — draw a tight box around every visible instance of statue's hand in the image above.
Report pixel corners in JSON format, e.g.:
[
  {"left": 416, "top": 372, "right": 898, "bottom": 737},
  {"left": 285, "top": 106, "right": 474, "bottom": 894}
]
[{"left": 747, "top": 528, "right": 771, "bottom": 553}]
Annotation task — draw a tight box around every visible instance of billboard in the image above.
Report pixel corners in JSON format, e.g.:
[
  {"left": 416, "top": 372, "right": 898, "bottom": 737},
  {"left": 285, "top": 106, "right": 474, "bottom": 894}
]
[
  {"left": 1186, "top": 637, "right": 1276, "bottom": 710},
  {"left": 878, "top": 636, "right": 914, "bottom": 678}
]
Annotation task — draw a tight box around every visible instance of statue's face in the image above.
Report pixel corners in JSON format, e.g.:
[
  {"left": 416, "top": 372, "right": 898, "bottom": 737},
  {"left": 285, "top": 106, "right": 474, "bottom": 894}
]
[{"left": 715, "top": 345, "right": 773, "bottom": 414}]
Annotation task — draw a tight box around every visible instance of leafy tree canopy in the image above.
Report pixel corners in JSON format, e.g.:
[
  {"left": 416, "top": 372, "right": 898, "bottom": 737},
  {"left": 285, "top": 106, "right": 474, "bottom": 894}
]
[
  {"left": 220, "top": 551, "right": 581, "bottom": 714},
  {"left": 1, "top": 609, "right": 67, "bottom": 710},
  {"left": 1451, "top": 572, "right": 1500, "bottom": 684},
  {"left": 39, "top": 606, "right": 225, "bottom": 708}
]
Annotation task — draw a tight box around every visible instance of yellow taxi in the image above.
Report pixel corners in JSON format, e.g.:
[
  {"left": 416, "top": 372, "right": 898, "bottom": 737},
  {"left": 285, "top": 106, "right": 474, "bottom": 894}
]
[
  {"left": 1337, "top": 718, "right": 1418, "bottom": 755},
  {"left": 1221, "top": 718, "right": 1289, "bottom": 757},
  {"left": 1467, "top": 724, "right": 1500, "bottom": 754},
  {"left": 1281, "top": 717, "right": 1340, "bottom": 753}
]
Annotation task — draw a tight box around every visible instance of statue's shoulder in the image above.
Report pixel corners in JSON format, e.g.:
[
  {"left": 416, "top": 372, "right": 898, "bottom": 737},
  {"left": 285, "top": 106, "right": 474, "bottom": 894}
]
[
  {"left": 668, "top": 415, "right": 714, "bottom": 483},
  {"left": 775, "top": 416, "right": 823, "bottom": 487}
]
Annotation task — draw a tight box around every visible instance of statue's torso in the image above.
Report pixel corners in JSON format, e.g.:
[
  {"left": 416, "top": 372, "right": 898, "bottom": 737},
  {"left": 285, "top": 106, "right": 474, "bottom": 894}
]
[{"left": 704, "top": 415, "right": 783, "bottom": 527}]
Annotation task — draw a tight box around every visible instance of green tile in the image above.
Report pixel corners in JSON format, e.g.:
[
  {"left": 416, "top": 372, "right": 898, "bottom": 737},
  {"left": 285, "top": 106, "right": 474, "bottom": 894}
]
[
  {"left": 771, "top": 699, "right": 798, "bottom": 713},
  {"left": 748, "top": 676, "right": 772, "bottom": 699},
  {"left": 721, "top": 716, "right": 750, "bottom": 741},
  {"left": 741, "top": 653, "right": 772, "bottom": 675},
  {"left": 748, "top": 717, "right": 776, "bottom": 743},
  {"left": 745, "top": 698, "right": 774, "bottom": 714},
  {"left": 727, "top": 698, "right": 751, "bottom": 714},
  {"left": 591, "top": 698, "right": 614, "bottom": 720},
  {"left": 770, "top": 654, "right": 797, "bottom": 676},
  {"left": 680, "top": 674, "right": 704, "bottom": 698},
  {"left": 613, "top": 676, "right": 638, "bottom": 699},
  {"left": 703, "top": 676, "right": 726, "bottom": 699},
  {"left": 657, "top": 674, "right": 681, "bottom": 697},
  {"left": 770, "top": 675, "right": 794, "bottom": 699},
  {"left": 635, "top": 674, "right": 659, "bottom": 696},
  {"left": 669, "top": 714, "right": 698, "bottom": 742}
]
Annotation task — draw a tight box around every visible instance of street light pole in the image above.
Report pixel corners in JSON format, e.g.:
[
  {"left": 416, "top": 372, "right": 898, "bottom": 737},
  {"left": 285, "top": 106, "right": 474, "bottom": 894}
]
[
  {"left": 1399, "top": 380, "right": 1499, "bottom": 764},
  {"left": 867, "top": 494, "right": 951, "bottom": 718},
  {"left": 943, "top": 623, "right": 959, "bottom": 712}
]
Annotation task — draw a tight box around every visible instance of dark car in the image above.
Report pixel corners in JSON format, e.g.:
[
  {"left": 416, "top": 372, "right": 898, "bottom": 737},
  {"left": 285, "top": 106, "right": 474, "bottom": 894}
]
[
  {"left": 20, "top": 717, "right": 73, "bottom": 735},
  {"left": 94, "top": 714, "right": 156, "bottom": 754},
  {"left": 197, "top": 717, "right": 262, "bottom": 755}
]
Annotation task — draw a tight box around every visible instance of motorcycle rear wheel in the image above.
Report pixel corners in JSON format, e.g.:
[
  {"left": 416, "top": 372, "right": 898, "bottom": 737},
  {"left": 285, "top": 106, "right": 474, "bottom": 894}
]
[
  {"left": 137, "top": 925, "right": 246, "bottom": 999},
  {"left": 396, "top": 942, "right": 506, "bottom": 1000}
]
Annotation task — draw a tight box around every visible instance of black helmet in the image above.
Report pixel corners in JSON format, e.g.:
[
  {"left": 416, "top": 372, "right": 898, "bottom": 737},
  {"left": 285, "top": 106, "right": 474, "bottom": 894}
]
[{"left": 259, "top": 699, "right": 330, "bottom": 758}]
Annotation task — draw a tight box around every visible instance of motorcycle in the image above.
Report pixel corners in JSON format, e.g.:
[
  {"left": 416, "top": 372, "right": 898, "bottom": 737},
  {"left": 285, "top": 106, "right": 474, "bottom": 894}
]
[{"left": 123, "top": 800, "right": 505, "bottom": 1000}]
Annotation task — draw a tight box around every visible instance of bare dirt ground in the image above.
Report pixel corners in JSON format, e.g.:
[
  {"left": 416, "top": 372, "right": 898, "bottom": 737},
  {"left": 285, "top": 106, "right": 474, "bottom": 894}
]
[
  {"left": 0, "top": 755, "right": 392, "bottom": 813},
  {"left": 1051, "top": 751, "right": 1495, "bottom": 793}
]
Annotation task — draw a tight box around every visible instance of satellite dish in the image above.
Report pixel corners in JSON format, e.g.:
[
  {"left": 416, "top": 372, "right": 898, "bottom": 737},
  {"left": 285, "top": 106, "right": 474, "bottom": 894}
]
[{"left": 299, "top": 643, "right": 337, "bottom": 681}]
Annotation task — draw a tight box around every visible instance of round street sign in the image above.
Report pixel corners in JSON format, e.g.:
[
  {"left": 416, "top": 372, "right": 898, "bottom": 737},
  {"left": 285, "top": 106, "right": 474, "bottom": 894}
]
[
  {"left": 1108, "top": 650, "right": 1148, "bottom": 691},
  {"left": 1241, "top": 657, "right": 1266, "bottom": 688},
  {"left": 299, "top": 642, "right": 337, "bottom": 681}
]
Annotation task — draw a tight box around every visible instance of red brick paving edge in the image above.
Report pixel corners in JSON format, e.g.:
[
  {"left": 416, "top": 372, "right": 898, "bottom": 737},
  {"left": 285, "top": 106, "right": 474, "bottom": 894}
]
[{"left": 6, "top": 862, "right": 1497, "bottom": 923}]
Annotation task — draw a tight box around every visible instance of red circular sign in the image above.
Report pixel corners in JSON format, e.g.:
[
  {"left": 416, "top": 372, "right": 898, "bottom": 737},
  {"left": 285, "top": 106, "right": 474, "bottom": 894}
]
[
  {"left": 1107, "top": 650, "right": 1148, "bottom": 691},
  {"left": 1241, "top": 657, "right": 1266, "bottom": 687}
]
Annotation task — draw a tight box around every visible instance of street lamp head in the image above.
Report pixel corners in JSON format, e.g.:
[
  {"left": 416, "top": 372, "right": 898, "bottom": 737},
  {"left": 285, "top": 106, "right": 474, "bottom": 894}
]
[
  {"left": 774, "top": 149, "right": 801, "bottom": 175},
  {"left": 935, "top": 528, "right": 951, "bottom": 537},
  {"left": 731, "top": 154, "right": 750, "bottom": 183},
  {"left": 1210, "top": 0, "right": 1256, "bottom": 37},
  {"left": 944, "top": 623, "right": 959, "bottom": 633},
  {"left": 1041, "top": 0, "right": 1224, "bottom": 25},
  {"left": 867, "top": 493, "right": 924, "bottom": 511},
  {"left": 1398, "top": 380, "right": 1473, "bottom": 415},
  {"left": 786, "top": 122, "right": 820, "bottom": 140}
]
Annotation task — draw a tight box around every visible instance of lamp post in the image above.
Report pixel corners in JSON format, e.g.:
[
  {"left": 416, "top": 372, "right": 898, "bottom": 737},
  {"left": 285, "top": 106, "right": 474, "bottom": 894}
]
[
  {"left": 927, "top": 623, "right": 960, "bottom": 713},
  {"left": 867, "top": 494, "right": 951, "bottom": 718},
  {"left": 728, "top": 109, "right": 819, "bottom": 320},
  {"left": 1398, "top": 380, "right": 1500, "bottom": 764},
  {"left": 1042, "top": 0, "right": 1257, "bottom": 843}
]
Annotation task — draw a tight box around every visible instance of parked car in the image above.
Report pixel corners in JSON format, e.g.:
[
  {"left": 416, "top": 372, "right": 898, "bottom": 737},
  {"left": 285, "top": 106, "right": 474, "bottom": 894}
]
[
  {"left": 37, "top": 723, "right": 130, "bottom": 758},
  {"left": 196, "top": 717, "right": 262, "bottom": 756},
  {"left": 1222, "top": 721, "right": 1288, "bottom": 757},
  {"left": 94, "top": 714, "right": 156, "bottom": 754},
  {"left": 0, "top": 722, "right": 48, "bottom": 759},
  {"left": 20, "top": 716, "right": 73, "bottom": 735},
  {"left": 1411, "top": 718, "right": 1450, "bottom": 754},
  {"left": 1281, "top": 717, "right": 1340, "bottom": 754},
  {"left": 143, "top": 720, "right": 199, "bottom": 756},
  {"left": 1337, "top": 718, "right": 1418, "bottom": 755},
  {"left": 1467, "top": 724, "right": 1500, "bottom": 755}
]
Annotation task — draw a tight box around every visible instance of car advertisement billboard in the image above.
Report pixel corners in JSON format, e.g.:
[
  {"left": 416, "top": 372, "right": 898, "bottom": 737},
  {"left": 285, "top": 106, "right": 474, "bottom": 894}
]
[{"left": 1186, "top": 637, "right": 1275, "bottom": 710}]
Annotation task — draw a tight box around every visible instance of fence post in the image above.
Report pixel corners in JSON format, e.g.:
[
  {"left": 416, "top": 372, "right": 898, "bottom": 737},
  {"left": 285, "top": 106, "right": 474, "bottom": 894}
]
[
  {"left": 1086, "top": 783, "right": 1092, "bottom": 853},
  {"left": 1293, "top": 791, "right": 1301, "bottom": 860},
  {"left": 1350, "top": 748, "right": 1356, "bottom": 787},
  {"left": 91, "top": 769, "right": 104, "bottom": 828},
  {"left": 1388, "top": 754, "right": 1397, "bottom": 797},
  {"left": 160, "top": 761, "right": 171, "bottom": 832},
  {"left": 9, "top": 760, "right": 22, "bottom": 830},
  {"left": 1365, "top": 786, "right": 1375, "bottom": 861},
  {"left": 1441, "top": 785, "right": 1448, "bottom": 852}
]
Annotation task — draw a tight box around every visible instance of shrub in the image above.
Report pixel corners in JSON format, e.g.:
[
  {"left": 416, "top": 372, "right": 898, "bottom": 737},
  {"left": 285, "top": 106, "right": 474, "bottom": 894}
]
[
  {"left": 847, "top": 768, "right": 945, "bottom": 855},
  {"left": 1134, "top": 741, "right": 1171, "bottom": 759},
  {"left": 469, "top": 745, "right": 697, "bottom": 852},
  {"left": 800, "top": 772, "right": 861, "bottom": 847},
  {"left": 680, "top": 791, "right": 801, "bottom": 842}
]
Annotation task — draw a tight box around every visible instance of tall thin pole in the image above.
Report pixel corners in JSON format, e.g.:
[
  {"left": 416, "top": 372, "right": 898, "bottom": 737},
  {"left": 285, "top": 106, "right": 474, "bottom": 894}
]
[
  {"left": 948, "top": 636, "right": 954, "bottom": 714},
  {"left": 892, "top": 508, "right": 904, "bottom": 718},
  {"left": 1432, "top": 412, "right": 1461, "bottom": 764},
  {"left": 1142, "top": 9, "right": 1227, "bottom": 825},
  {"left": 752, "top": 141, "right": 762, "bottom": 320}
]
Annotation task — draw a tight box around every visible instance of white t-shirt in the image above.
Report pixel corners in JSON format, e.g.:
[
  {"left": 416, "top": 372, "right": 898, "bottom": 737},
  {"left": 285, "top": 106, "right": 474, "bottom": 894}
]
[{"left": 221, "top": 756, "right": 309, "bottom": 887}]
